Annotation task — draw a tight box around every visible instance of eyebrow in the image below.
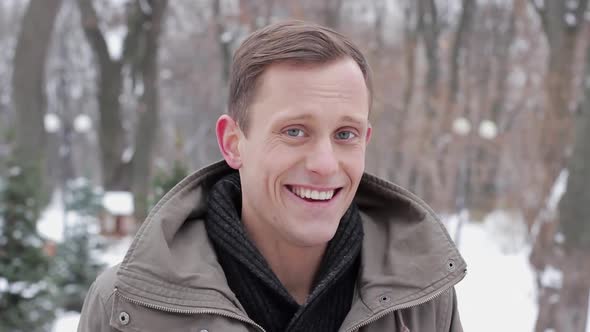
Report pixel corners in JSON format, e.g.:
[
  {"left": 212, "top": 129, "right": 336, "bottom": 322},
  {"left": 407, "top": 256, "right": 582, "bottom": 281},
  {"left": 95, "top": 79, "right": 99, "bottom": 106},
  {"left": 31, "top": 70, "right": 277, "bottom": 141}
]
[
  {"left": 340, "top": 115, "right": 367, "bottom": 127},
  {"left": 276, "top": 113, "right": 313, "bottom": 122},
  {"left": 273, "top": 113, "right": 367, "bottom": 127}
]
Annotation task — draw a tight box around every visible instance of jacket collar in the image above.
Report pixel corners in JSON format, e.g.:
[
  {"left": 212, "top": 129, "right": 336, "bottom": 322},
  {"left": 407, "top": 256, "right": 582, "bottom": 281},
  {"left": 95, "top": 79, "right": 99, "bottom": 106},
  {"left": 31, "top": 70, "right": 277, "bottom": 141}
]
[{"left": 115, "top": 160, "right": 466, "bottom": 321}]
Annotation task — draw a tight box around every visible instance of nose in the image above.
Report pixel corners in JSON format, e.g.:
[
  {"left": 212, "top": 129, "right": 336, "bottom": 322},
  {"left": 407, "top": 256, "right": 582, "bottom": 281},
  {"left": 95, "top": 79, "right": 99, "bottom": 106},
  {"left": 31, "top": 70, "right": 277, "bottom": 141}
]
[{"left": 306, "top": 138, "right": 339, "bottom": 176}]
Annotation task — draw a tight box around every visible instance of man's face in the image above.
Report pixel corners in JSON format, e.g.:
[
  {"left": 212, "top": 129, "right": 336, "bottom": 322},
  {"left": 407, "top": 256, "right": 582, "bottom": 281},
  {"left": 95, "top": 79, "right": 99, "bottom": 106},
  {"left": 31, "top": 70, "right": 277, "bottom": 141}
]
[{"left": 236, "top": 57, "right": 371, "bottom": 248}]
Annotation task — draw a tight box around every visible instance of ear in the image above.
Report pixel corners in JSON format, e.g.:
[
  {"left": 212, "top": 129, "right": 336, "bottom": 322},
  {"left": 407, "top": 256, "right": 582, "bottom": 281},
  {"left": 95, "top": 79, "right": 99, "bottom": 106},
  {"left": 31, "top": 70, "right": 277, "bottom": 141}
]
[
  {"left": 365, "top": 123, "right": 372, "bottom": 145},
  {"left": 216, "top": 115, "right": 243, "bottom": 169}
]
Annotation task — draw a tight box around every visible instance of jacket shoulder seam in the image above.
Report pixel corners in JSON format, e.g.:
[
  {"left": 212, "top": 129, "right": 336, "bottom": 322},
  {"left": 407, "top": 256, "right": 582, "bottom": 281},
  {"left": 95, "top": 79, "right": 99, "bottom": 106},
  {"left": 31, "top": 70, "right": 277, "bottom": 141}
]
[
  {"left": 361, "top": 173, "right": 462, "bottom": 257},
  {"left": 94, "top": 265, "right": 119, "bottom": 310},
  {"left": 123, "top": 161, "right": 229, "bottom": 266}
]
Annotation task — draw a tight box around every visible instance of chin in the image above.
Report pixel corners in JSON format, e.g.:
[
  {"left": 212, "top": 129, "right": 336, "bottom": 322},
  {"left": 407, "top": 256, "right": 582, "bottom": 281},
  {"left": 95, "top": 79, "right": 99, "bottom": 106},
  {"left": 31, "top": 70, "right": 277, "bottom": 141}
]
[{"left": 288, "top": 223, "right": 340, "bottom": 247}]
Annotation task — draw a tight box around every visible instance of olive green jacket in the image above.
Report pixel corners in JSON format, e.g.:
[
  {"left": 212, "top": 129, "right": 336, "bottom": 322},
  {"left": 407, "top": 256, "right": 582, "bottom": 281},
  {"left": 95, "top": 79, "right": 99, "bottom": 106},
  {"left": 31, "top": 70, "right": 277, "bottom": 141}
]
[{"left": 78, "top": 161, "right": 466, "bottom": 332}]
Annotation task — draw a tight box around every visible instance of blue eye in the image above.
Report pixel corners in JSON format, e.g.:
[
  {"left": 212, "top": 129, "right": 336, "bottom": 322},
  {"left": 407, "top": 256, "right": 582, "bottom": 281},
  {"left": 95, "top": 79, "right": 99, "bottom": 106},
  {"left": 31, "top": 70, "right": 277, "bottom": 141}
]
[
  {"left": 286, "top": 128, "right": 305, "bottom": 137},
  {"left": 336, "top": 131, "right": 356, "bottom": 140}
]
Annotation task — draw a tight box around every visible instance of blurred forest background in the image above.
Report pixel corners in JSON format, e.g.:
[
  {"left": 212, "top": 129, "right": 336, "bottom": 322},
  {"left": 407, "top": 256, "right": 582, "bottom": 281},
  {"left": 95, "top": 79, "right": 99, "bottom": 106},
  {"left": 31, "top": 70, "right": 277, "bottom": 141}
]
[{"left": 1, "top": 0, "right": 590, "bottom": 331}]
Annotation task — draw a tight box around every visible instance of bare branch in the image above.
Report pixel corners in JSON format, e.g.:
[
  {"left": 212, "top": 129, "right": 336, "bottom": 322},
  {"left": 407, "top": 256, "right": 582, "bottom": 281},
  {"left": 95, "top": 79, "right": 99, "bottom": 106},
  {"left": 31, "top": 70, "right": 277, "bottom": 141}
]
[
  {"left": 213, "top": 0, "right": 232, "bottom": 84},
  {"left": 77, "top": 0, "right": 112, "bottom": 69},
  {"left": 449, "top": 0, "right": 476, "bottom": 104},
  {"left": 528, "top": 0, "right": 550, "bottom": 37},
  {"left": 574, "top": 0, "right": 589, "bottom": 25}
]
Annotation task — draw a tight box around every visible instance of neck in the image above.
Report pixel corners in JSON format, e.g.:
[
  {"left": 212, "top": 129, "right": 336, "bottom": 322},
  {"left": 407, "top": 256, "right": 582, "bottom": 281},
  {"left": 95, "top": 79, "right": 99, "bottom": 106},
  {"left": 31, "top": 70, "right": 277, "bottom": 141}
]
[{"left": 243, "top": 217, "right": 326, "bottom": 305}]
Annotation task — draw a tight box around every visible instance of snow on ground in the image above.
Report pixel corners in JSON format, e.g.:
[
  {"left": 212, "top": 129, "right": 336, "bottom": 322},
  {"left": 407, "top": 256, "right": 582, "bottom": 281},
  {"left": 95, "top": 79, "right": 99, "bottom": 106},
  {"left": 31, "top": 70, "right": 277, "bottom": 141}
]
[
  {"left": 54, "top": 212, "right": 541, "bottom": 331},
  {"left": 445, "top": 211, "right": 538, "bottom": 332},
  {"left": 52, "top": 311, "right": 81, "bottom": 332}
]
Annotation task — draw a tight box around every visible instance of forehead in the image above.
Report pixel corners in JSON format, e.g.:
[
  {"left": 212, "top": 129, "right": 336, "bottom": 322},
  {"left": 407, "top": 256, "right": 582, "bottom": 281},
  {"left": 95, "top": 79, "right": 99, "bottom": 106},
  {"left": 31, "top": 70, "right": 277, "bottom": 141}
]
[
  {"left": 259, "top": 58, "right": 367, "bottom": 93},
  {"left": 249, "top": 58, "right": 369, "bottom": 122}
]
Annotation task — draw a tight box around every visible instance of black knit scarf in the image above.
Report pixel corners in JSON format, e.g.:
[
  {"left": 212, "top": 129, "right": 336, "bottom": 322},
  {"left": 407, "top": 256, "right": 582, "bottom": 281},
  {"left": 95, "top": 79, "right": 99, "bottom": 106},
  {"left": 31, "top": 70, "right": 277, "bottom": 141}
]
[{"left": 205, "top": 173, "right": 363, "bottom": 332}]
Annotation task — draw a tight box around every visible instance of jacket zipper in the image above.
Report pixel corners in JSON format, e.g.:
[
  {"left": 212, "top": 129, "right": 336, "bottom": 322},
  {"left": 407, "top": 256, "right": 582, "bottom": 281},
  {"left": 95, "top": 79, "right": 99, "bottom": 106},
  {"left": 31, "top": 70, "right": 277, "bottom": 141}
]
[
  {"left": 114, "top": 288, "right": 267, "bottom": 332},
  {"left": 344, "top": 269, "right": 467, "bottom": 332}
]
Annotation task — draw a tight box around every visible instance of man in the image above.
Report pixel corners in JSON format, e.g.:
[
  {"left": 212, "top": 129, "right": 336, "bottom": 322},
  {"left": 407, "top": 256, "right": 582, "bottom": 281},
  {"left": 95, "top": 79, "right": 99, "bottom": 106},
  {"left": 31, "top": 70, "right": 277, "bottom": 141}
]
[{"left": 78, "top": 20, "right": 466, "bottom": 332}]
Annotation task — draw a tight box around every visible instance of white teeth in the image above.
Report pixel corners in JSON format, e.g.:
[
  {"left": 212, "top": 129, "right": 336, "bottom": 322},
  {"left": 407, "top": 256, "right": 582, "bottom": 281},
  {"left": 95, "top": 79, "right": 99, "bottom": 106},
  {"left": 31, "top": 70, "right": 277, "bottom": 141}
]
[
  {"left": 326, "top": 191, "right": 334, "bottom": 199},
  {"left": 290, "top": 186, "right": 335, "bottom": 201},
  {"left": 311, "top": 191, "right": 320, "bottom": 200}
]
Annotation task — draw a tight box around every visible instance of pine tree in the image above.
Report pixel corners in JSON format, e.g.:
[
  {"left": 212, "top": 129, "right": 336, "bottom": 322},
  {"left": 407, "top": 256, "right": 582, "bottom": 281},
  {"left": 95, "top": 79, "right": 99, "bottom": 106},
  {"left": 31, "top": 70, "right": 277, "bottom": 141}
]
[
  {"left": 151, "top": 160, "right": 189, "bottom": 205},
  {"left": 0, "top": 161, "right": 54, "bottom": 332},
  {"left": 51, "top": 177, "right": 105, "bottom": 312}
]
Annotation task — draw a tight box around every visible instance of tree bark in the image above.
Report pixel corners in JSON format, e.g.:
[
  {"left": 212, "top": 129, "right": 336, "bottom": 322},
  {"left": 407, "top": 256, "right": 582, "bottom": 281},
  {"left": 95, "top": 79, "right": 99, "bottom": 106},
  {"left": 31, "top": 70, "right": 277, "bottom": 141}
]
[
  {"left": 532, "top": 2, "right": 590, "bottom": 330},
  {"left": 78, "top": 0, "right": 168, "bottom": 224},
  {"left": 471, "top": 0, "right": 523, "bottom": 213},
  {"left": 411, "top": 0, "right": 440, "bottom": 202},
  {"left": 77, "top": 0, "right": 128, "bottom": 190},
  {"left": 534, "top": 249, "right": 590, "bottom": 332},
  {"left": 528, "top": 0, "right": 588, "bottom": 268},
  {"left": 323, "top": 0, "right": 343, "bottom": 30},
  {"left": 490, "top": 0, "right": 524, "bottom": 123},
  {"left": 12, "top": 0, "right": 62, "bottom": 189},
  {"left": 529, "top": 0, "right": 589, "bottom": 205},
  {"left": 417, "top": 0, "right": 440, "bottom": 110},
  {"left": 448, "top": 0, "right": 475, "bottom": 106},
  {"left": 402, "top": 1, "right": 418, "bottom": 116},
  {"left": 559, "top": 49, "right": 590, "bottom": 251},
  {"left": 213, "top": 0, "right": 232, "bottom": 86},
  {"left": 131, "top": 0, "right": 168, "bottom": 224}
]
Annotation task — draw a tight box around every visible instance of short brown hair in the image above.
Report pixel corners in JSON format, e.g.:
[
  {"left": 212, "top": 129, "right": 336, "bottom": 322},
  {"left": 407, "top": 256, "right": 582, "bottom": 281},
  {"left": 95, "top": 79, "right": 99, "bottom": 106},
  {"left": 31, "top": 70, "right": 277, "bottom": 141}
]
[{"left": 228, "top": 20, "right": 373, "bottom": 133}]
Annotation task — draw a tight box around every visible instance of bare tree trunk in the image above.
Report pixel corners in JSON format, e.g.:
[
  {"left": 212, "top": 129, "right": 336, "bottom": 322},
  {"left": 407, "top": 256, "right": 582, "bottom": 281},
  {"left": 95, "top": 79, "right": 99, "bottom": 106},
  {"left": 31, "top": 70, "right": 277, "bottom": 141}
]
[
  {"left": 560, "top": 44, "right": 590, "bottom": 254},
  {"left": 240, "top": 0, "right": 275, "bottom": 30},
  {"left": 528, "top": 0, "right": 587, "bottom": 249},
  {"left": 132, "top": 0, "right": 168, "bottom": 224},
  {"left": 213, "top": 0, "right": 232, "bottom": 86},
  {"left": 417, "top": 0, "right": 440, "bottom": 112},
  {"left": 402, "top": 1, "right": 418, "bottom": 118},
  {"left": 491, "top": 0, "right": 523, "bottom": 123},
  {"left": 527, "top": 0, "right": 589, "bottom": 234},
  {"left": 534, "top": 249, "right": 590, "bottom": 332},
  {"left": 534, "top": 33, "right": 590, "bottom": 331},
  {"left": 412, "top": 0, "right": 440, "bottom": 202},
  {"left": 448, "top": 0, "right": 475, "bottom": 107},
  {"left": 78, "top": 0, "right": 168, "bottom": 225},
  {"left": 531, "top": 1, "right": 590, "bottom": 330},
  {"left": 470, "top": 0, "right": 522, "bottom": 213},
  {"left": 392, "top": 0, "right": 419, "bottom": 177},
  {"left": 529, "top": 0, "right": 588, "bottom": 213},
  {"left": 12, "top": 0, "right": 62, "bottom": 197},
  {"left": 323, "top": 0, "right": 343, "bottom": 30},
  {"left": 77, "top": 0, "right": 128, "bottom": 190}
]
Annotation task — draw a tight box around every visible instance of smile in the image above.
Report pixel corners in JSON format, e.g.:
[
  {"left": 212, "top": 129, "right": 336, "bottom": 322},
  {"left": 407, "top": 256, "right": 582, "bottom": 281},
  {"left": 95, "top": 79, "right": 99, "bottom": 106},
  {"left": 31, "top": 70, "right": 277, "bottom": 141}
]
[{"left": 286, "top": 185, "right": 342, "bottom": 202}]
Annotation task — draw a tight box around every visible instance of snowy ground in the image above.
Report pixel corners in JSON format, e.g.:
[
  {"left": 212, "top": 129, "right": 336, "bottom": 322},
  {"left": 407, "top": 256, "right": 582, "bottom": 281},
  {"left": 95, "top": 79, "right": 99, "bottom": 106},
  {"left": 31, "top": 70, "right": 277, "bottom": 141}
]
[
  {"left": 52, "top": 212, "right": 542, "bottom": 331},
  {"left": 52, "top": 311, "right": 82, "bottom": 332},
  {"left": 445, "top": 211, "right": 537, "bottom": 332}
]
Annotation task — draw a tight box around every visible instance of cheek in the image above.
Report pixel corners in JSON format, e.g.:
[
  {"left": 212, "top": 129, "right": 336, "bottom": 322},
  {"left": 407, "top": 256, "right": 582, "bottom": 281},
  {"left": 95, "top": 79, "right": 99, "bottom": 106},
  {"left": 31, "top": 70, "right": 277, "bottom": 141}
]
[
  {"left": 260, "top": 142, "right": 303, "bottom": 168},
  {"left": 340, "top": 148, "right": 366, "bottom": 181}
]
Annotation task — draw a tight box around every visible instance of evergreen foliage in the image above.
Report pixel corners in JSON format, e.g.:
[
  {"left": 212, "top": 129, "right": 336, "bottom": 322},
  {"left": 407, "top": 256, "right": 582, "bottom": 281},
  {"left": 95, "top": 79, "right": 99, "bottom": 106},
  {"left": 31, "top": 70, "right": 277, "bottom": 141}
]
[
  {"left": 0, "top": 161, "right": 54, "bottom": 332},
  {"left": 151, "top": 160, "right": 189, "bottom": 205},
  {"left": 51, "top": 178, "right": 105, "bottom": 312}
]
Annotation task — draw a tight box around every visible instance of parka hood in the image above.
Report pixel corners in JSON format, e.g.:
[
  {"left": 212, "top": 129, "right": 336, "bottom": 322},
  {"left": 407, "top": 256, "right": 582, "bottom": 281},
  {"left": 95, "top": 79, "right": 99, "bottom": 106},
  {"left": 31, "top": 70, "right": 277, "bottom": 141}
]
[{"left": 115, "top": 160, "right": 466, "bottom": 321}]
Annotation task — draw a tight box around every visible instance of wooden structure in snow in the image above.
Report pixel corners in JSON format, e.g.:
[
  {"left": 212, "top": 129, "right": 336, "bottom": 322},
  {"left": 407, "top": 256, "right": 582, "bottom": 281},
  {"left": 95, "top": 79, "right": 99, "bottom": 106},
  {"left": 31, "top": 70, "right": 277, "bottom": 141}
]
[{"left": 100, "top": 191, "right": 135, "bottom": 237}]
